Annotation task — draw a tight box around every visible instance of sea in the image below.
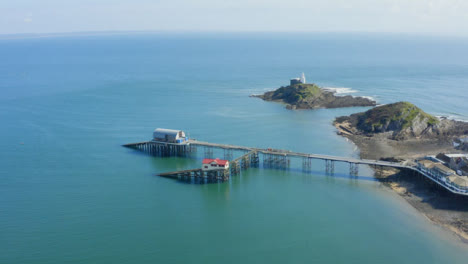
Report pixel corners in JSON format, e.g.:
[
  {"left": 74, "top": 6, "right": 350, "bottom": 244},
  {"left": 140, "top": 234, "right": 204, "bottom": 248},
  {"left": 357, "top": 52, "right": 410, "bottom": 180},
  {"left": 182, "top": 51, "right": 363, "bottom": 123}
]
[{"left": 1, "top": 32, "right": 468, "bottom": 263}]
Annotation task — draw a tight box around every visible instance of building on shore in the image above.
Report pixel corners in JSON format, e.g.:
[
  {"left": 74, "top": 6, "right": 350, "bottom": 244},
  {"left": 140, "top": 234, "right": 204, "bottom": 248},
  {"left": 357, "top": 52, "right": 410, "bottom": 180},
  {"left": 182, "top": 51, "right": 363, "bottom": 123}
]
[
  {"left": 435, "top": 153, "right": 468, "bottom": 176},
  {"left": 152, "top": 128, "right": 188, "bottom": 143},
  {"left": 416, "top": 156, "right": 468, "bottom": 193},
  {"left": 202, "top": 158, "right": 229, "bottom": 171},
  {"left": 417, "top": 159, "right": 455, "bottom": 178},
  {"left": 290, "top": 72, "right": 306, "bottom": 85}
]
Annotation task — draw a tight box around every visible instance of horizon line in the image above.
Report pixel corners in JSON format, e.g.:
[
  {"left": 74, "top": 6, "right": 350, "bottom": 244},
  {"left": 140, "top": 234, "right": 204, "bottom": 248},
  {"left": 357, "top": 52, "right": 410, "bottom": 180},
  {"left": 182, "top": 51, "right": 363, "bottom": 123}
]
[{"left": 1, "top": 29, "right": 468, "bottom": 40}]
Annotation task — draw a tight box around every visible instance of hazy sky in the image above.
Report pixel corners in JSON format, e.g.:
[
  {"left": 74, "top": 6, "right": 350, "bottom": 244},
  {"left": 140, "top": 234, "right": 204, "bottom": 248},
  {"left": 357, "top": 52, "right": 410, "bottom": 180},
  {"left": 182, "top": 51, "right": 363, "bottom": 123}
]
[{"left": 1, "top": 0, "right": 468, "bottom": 35}]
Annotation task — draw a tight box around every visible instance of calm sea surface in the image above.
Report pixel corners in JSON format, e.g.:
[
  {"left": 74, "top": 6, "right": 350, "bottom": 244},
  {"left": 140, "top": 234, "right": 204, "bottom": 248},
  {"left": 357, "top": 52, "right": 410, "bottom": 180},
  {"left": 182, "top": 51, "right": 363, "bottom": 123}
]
[{"left": 1, "top": 33, "right": 468, "bottom": 263}]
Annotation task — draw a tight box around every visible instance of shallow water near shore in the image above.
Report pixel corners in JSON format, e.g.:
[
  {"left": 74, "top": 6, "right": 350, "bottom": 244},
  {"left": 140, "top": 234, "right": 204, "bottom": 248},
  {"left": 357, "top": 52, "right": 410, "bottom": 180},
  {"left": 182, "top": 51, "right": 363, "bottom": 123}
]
[{"left": 1, "top": 33, "right": 468, "bottom": 263}]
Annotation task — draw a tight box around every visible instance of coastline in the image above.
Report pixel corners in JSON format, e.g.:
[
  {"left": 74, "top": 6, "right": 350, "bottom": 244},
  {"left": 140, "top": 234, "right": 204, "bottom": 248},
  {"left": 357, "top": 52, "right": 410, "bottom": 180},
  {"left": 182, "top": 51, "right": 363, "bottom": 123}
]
[
  {"left": 379, "top": 168, "right": 468, "bottom": 243},
  {"left": 334, "top": 121, "right": 468, "bottom": 244}
]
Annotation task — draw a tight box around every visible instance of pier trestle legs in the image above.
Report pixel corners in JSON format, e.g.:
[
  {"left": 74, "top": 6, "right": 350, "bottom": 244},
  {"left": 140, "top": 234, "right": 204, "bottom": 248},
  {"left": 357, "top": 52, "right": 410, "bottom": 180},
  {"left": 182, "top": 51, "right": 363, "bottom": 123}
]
[
  {"left": 224, "top": 148, "right": 233, "bottom": 161},
  {"left": 231, "top": 151, "right": 258, "bottom": 175},
  {"left": 159, "top": 168, "right": 230, "bottom": 183},
  {"left": 262, "top": 153, "right": 290, "bottom": 170},
  {"left": 302, "top": 157, "right": 312, "bottom": 173},
  {"left": 129, "top": 142, "right": 194, "bottom": 157},
  {"left": 231, "top": 161, "right": 241, "bottom": 175},
  {"left": 325, "top": 160, "right": 335, "bottom": 175},
  {"left": 204, "top": 146, "right": 214, "bottom": 159},
  {"left": 373, "top": 165, "right": 384, "bottom": 178},
  {"left": 349, "top": 163, "right": 359, "bottom": 177},
  {"left": 203, "top": 170, "right": 230, "bottom": 182},
  {"left": 241, "top": 155, "right": 250, "bottom": 170},
  {"left": 250, "top": 152, "right": 259, "bottom": 168}
]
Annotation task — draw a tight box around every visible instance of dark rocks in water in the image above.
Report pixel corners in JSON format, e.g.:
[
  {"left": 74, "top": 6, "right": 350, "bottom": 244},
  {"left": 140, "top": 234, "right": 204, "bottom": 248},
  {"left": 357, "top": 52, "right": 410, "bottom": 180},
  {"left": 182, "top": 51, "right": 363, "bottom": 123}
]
[
  {"left": 252, "top": 83, "right": 376, "bottom": 109},
  {"left": 335, "top": 101, "right": 468, "bottom": 140}
]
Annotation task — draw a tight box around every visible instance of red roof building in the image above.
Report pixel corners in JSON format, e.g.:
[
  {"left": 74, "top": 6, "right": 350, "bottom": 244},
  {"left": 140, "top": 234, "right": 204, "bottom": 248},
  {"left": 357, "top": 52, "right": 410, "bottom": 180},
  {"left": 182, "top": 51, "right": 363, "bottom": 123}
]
[{"left": 202, "top": 158, "right": 229, "bottom": 171}]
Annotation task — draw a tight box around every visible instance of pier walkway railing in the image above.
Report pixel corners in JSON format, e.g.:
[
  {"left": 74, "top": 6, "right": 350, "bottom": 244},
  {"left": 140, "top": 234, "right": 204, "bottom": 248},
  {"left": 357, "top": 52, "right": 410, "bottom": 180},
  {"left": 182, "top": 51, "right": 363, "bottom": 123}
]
[
  {"left": 187, "top": 140, "right": 411, "bottom": 169},
  {"left": 123, "top": 139, "right": 468, "bottom": 196}
]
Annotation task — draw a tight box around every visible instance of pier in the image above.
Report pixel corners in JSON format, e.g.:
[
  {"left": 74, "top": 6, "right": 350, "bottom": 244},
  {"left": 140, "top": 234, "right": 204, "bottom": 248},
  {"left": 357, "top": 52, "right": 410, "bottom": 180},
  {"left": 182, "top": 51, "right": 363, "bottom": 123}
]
[
  {"left": 124, "top": 138, "right": 468, "bottom": 196},
  {"left": 123, "top": 141, "right": 196, "bottom": 157},
  {"left": 158, "top": 168, "right": 230, "bottom": 182}
]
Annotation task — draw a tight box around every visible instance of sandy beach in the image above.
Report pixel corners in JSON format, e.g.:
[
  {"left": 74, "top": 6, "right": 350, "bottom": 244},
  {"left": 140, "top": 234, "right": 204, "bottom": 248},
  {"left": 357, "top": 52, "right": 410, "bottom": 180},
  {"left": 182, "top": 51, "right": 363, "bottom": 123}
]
[{"left": 335, "top": 120, "right": 468, "bottom": 244}]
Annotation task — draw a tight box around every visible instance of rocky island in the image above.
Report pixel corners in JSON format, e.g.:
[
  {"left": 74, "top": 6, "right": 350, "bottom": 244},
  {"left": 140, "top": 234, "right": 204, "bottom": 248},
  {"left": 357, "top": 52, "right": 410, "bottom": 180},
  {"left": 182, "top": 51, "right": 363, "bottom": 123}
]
[
  {"left": 252, "top": 83, "right": 376, "bottom": 109},
  {"left": 334, "top": 101, "right": 468, "bottom": 243}
]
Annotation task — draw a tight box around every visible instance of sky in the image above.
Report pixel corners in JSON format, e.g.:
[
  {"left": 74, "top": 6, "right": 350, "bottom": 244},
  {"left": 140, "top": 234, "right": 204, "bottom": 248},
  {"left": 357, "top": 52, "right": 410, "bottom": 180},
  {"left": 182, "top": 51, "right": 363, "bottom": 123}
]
[{"left": 1, "top": 0, "right": 468, "bottom": 36}]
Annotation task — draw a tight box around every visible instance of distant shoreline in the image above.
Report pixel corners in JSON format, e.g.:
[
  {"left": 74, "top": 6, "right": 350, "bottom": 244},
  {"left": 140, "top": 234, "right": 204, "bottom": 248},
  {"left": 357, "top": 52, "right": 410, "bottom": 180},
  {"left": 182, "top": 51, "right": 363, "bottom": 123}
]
[{"left": 3, "top": 30, "right": 468, "bottom": 40}]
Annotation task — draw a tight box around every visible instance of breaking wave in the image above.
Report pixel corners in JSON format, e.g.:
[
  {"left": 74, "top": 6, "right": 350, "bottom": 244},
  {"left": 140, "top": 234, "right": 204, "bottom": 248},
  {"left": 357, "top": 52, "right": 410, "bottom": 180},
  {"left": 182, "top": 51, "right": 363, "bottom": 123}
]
[
  {"left": 360, "top": 95, "right": 377, "bottom": 102},
  {"left": 435, "top": 115, "right": 468, "bottom": 122},
  {"left": 323, "top": 87, "right": 359, "bottom": 94}
]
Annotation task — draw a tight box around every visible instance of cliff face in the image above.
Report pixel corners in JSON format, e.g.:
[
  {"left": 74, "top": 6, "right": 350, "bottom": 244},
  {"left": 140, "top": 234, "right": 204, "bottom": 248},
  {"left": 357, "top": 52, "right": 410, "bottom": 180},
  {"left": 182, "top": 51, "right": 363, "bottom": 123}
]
[
  {"left": 254, "top": 84, "right": 376, "bottom": 109},
  {"left": 335, "top": 102, "right": 468, "bottom": 140}
]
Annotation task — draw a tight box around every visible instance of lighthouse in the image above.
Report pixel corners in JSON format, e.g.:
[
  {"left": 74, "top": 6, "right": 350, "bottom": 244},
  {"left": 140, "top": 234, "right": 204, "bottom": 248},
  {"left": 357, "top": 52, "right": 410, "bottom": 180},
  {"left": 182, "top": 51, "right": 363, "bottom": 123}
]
[{"left": 290, "top": 72, "right": 307, "bottom": 86}]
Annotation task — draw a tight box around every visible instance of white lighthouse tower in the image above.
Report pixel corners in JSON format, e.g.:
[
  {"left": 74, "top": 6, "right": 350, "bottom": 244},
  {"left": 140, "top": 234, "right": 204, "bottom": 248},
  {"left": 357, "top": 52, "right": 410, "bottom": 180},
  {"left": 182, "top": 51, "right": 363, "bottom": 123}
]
[{"left": 300, "top": 72, "right": 306, "bottom": 84}]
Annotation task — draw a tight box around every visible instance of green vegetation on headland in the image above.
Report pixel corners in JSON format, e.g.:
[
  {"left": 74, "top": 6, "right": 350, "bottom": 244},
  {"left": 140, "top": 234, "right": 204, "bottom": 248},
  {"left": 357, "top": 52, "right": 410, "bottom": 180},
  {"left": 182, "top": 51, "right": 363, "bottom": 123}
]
[
  {"left": 354, "top": 101, "right": 438, "bottom": 131},
  {"left": 335, "top": 101, "right": 468, "bottom": 140},
  {"left": 252, "top": 83, "right": 376, "bottom": 109}
]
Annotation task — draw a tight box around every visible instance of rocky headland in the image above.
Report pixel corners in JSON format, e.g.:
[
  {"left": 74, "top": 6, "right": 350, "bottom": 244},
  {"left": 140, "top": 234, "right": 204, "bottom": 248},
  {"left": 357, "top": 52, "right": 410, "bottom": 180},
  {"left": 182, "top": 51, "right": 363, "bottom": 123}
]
[
  {"left": 334, "top": 101, "right": 468, "bottom": 243},
  {"left": 252, "top": 83, "right": 376, "bottom": 109},
  {"left": 334, "top": 101, "right": 468, "bottom": 160}
]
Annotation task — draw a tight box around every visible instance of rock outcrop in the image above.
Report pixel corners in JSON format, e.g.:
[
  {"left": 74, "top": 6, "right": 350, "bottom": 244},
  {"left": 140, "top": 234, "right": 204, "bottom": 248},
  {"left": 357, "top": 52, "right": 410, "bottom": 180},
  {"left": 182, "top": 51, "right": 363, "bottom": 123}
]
[
  {"left": 335, "top": 102, "right": 468, "bottom": 140},
  {"left": 252, "top": 83, "right": 376, "bottom": 109}
]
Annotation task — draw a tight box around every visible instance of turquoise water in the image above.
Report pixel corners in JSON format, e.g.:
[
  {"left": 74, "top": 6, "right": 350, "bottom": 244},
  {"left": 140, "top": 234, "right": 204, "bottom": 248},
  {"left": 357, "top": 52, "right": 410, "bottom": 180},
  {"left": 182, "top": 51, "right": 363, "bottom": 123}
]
[{"left": 1, "top": 33, "right": 468, "bottom": 263}]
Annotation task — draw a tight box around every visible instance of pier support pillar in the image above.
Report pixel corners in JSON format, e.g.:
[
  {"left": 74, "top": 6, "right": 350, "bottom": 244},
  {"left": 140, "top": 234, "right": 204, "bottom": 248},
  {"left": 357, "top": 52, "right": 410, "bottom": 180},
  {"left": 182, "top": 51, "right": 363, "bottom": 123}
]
[
  {"left": 302, "top": 157, "right": 312, "bottom": 173},
  {"left": 204, "top": 146, "right": 214, "bottom": 159},
  {"left": 224, "top": 149, "right": 233, "bottom": 161},
  {"left": 349, "top": 163, "right": 359, "bottom": 177},
  {"left": 325, "top": 160, "right": 335, "bottom": 175},
  {"left": 250, "top": 152, "right": 259, "bottom": 167}
]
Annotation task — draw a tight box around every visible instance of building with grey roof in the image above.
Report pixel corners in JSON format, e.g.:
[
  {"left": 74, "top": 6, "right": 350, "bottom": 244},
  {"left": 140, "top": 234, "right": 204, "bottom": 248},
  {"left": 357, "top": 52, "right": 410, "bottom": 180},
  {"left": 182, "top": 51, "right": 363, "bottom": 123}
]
[{"left": 152, "top": 128, "right": 187, "bottom": 143}]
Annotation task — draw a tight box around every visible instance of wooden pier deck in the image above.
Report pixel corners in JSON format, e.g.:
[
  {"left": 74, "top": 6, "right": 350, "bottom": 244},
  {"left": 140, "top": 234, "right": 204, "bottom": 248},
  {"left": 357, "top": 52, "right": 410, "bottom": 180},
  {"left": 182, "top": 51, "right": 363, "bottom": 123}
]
[
  {"left": 188, "top": 140, "right": 410, "bottom": 169},
  {"left": 123, "top": 139, "right": 411, "bottom": 169},
  {"left": 158, "top": 168, "right": 202, "bottom": 178},
  {"left": 188, "top": 140, "right": 252, "bottom": 151},
  {"left": 124, "top": 138, "right": 468, "bottom": 195}
]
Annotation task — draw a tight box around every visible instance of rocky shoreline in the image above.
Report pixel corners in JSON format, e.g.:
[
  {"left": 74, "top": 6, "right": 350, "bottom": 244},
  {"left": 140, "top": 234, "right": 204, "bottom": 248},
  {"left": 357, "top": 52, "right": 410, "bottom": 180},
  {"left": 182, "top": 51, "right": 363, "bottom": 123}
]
[
  {"left": 377, "top": 168, "right": 468, "bottom": 243},
  {"left": 334, "top": 103, "right": 468, "bottom": 244},
  {"left": 252, "top": 83, "right": 376, "bottom": 109}
]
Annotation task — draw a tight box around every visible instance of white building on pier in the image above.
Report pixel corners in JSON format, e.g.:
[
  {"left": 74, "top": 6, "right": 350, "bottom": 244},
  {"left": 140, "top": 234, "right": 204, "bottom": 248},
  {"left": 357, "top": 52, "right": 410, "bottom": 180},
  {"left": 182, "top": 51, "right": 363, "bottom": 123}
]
[{"left": 152, "top": 128, "right": 187, "bottom": 143}]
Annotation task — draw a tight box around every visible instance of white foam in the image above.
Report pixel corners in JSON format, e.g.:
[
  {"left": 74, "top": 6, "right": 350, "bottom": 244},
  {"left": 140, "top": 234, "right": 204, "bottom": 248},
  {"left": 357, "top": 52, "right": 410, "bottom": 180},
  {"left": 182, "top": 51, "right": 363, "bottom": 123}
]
[
  {"left": 323, "top": 87, "right": 358, "bottom": 94},
  {"left": 435, "top": 115, "right": 468, "bottom": 122},
  {"left": 360, "top": 95, "right": 377, "bottom": 101},
  {"left": 262, "top": 87, "right": 276, "bottom": 92}
]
